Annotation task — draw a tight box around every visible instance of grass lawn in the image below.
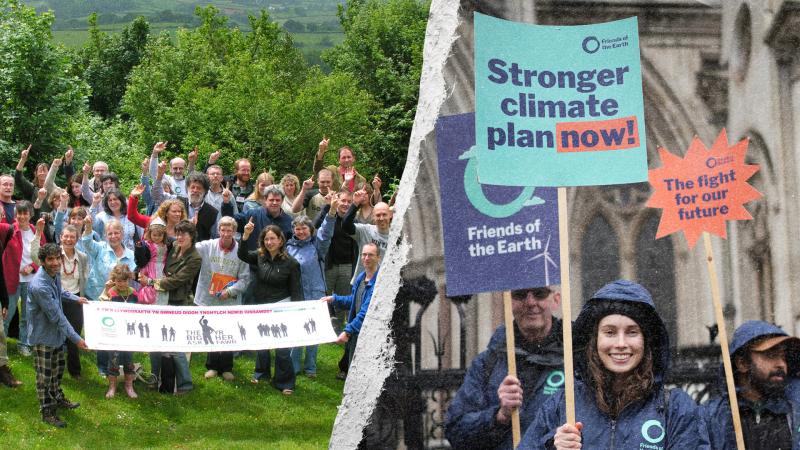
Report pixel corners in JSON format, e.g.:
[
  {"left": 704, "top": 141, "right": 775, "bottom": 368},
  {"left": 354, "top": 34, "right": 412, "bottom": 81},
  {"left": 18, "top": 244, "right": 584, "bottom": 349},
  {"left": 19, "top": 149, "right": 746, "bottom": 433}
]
[{"left": 0, "top": 339, "right": 343, "bottom": 448}]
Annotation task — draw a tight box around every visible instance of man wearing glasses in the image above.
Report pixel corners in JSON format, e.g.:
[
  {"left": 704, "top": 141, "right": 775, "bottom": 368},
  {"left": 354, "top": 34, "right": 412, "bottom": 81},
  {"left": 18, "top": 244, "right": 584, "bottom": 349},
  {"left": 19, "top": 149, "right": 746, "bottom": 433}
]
[{"left": 445, "top": 286, "right": 564, "bottom": 449}]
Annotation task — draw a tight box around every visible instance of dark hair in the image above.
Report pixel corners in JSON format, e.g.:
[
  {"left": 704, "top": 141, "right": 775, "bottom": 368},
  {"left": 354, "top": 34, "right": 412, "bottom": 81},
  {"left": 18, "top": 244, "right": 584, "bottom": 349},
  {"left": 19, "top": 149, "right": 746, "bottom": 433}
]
[
  {"left": 38, "top": 242, "right": 61, "bottom": 262},
  {"left": 34, "top": 162, "right": 49, "bottom": 187},
  {"left": 174, "top": 219, "right": 197, "bottom": 244},
  {"left": 15, "top": 200, "right": 32, "bottom": 216},
  {"left": 186, "top": 171, "right": 209, "bottom": 193},
  {"left": 263, "top": 185, "right": 284, "bottom": 200},
  {"left": 102, "top": 189, "right": 127, "bottom": 216},
  {"left": 66, "top": 174, "right": 89, "bottom": 206},
  {"left": 99, "top": 172, "right": 119, "bottom": 188},
  {"left": 362, "top": 242, "right": 380, "bottom": 255},
  {"left": 585, "top": 322, "right": 655, "bottom": 418},
  {"left": 257, "top": 225, "right": 287, "bottom": 259}
]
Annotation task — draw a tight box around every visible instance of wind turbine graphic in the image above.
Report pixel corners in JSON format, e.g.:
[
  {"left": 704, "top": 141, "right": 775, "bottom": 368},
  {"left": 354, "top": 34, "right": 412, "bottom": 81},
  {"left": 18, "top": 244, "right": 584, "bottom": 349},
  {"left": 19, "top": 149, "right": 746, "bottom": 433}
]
[{"left": 528, "top": 234, "right": 558, "bottom": 285}]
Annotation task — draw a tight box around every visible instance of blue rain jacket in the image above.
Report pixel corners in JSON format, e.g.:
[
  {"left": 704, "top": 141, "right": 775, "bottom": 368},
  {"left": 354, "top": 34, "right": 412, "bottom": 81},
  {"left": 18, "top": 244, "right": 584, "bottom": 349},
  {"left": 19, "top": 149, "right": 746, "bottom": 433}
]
[
  {"left": 520, "top": 280, "right": 705, "bottom": 449},
  {"left": 445, "top": 319, "right": 564, "bottom": 449},
  {"left": 701, "top": 320, "right": 800, "bottom": 449}
]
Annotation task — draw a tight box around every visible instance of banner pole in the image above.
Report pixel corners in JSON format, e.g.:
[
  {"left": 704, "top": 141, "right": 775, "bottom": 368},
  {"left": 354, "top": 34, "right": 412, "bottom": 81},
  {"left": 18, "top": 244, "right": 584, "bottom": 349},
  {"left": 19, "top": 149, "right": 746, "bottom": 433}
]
[
  {"left": 703, "top": 232, "right": 745, "bottom": 450},
  {"left": 502, "top": 291, "right": 522, "bottom": 448},
  {"left": 557, "top": 187, "right": 575, "bottom": 425}
]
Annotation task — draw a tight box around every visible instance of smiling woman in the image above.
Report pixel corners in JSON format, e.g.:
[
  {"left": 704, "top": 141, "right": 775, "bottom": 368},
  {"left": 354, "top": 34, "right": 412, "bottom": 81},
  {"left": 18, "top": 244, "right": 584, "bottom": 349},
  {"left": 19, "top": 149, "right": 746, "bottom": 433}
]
[
  {"left": 520, "top": 280, "right": 705, "bottom": 449},
  {"left": 596, "top": 314, "right": 645, "bottom": 374}
]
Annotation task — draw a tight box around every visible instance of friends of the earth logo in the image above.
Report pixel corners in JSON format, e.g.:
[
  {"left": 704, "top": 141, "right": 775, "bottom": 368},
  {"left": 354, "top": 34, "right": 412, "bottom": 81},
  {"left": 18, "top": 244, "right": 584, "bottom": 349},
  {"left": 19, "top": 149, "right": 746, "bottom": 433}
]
[
  {"left": 582, "top": 34, "right": 630, "bottom": 54},
  {"left": 543, "top": 370, "right": 565, "bottom": 395},
  {"left": 639, "top": 419, "right": 666, "bottom": 449}
]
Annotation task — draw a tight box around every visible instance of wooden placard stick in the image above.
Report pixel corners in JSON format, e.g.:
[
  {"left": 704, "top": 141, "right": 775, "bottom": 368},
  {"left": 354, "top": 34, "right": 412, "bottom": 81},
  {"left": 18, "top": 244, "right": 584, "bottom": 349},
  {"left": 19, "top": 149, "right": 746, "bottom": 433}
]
[
  {"left": 502, "top": 291, "right": 522, "bottom": 447},
  {"left": 557, "top": 187, "right": 576, "bottom": 425},
  {"left": 703, "top": 232, "right": 745, "bottom": 450}
]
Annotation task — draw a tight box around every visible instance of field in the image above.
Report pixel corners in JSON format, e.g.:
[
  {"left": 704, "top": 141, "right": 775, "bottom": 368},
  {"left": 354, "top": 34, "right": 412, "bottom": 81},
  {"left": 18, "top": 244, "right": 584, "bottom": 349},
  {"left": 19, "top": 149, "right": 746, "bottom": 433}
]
[
  {"left": 0, "top": 338, "right": 343, "bottom": 448},
  {"left": 32, "top": 0, "right": 345, "bottom": 62}
]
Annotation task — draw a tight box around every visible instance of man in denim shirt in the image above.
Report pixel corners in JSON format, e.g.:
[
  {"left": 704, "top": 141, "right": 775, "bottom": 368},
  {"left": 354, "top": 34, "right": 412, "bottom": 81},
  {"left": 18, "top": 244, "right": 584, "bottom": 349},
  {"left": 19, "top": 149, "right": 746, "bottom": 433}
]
[{"left": 27, "top": 243, "right": 88, "bottom": 428}]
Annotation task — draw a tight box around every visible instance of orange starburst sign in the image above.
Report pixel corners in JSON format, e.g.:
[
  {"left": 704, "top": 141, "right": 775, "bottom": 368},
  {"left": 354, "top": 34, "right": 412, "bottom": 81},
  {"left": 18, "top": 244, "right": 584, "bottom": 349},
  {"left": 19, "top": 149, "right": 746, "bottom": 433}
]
[{"left": 646, "top": 129, "right": 762, "bottom": 248}]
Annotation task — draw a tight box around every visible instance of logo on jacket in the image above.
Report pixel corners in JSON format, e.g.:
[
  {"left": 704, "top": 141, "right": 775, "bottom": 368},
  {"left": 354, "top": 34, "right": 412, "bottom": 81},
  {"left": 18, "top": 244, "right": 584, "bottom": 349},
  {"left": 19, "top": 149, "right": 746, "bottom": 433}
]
[
  {"left": 640, "top": 419, "right": 665, "bottom": 449},
  {"left": 543, "top": 370, "right": 565, "bottom": 395}
]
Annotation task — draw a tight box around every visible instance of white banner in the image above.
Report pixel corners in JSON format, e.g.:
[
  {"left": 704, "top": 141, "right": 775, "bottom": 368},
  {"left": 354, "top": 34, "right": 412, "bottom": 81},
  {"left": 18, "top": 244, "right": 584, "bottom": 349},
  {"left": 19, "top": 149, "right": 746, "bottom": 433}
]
[{"left": 83, "top": 301, "right": 337, "bottom": 352}]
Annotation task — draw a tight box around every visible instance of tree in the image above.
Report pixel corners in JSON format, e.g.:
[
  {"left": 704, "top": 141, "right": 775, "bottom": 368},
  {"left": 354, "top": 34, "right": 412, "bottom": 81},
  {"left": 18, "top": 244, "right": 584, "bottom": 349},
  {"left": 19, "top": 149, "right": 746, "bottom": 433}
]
[
  {"left": 323, "top": 0, "right": 429, "bottom": 180},
  {"left": 122, "top": 6, "right": 375, "bottom": 177},
  {"left": 0, "top": 0, "right": 89, "bottom": 169},
  {"left": 282, "top": 19, "right": 305, "bottom": 32},
  {"left": 76, "top": 13, "right": 150, "bottom": 118}
]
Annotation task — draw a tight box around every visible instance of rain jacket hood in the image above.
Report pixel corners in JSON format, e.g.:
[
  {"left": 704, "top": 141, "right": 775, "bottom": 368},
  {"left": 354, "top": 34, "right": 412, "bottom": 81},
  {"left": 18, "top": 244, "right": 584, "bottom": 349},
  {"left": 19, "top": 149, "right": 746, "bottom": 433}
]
[
  {"left": 702, "top": 320, "right": 800, "bottom": 450},
  {"left": 729, "top": 320, "right": 797, "bottom": 357},
  {"left": 520, "top": 280, "right": 705, "bottom": 449},
  {"left": 573, "top": 279, "right": 669, "bottom": 385}
]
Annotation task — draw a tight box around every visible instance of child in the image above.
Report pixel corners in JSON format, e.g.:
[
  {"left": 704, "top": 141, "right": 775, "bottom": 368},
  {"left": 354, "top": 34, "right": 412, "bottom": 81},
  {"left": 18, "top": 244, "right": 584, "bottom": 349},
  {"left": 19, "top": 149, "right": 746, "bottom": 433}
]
[
  {"left": 99, "top": 264, "right": 140, "bottom": 399},
  {"left": 133, "top": 218, "right": 173, "bottom": 392},
  {"left": 134, "top": 217, "right": 170, "bottom": 305}
]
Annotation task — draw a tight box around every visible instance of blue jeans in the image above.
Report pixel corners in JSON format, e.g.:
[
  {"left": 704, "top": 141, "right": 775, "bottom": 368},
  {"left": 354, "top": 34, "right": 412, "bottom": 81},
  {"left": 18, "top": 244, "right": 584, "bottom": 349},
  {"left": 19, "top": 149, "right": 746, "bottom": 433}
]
[
  {"left": 291, "top": 345, "right": 318, "bottom": 375},
  {"left": 150, "top": 352, "right": 193, "bottom": 392},
  {"left": 97, "top": 351, "right": 109, "bottom": 375},
  {"left": 4, "top": 283, "right": 29, "bottom": 348},
  {"left": 254, "top": 348, "right": 295, "bottom": 390},
  {"left": 104, "top": 350, "right": 135, "bottom": 376}
]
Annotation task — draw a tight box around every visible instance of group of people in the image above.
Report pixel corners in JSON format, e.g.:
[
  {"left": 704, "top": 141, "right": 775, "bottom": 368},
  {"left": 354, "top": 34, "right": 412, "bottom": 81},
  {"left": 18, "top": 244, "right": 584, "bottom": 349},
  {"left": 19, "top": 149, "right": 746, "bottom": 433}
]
[
  {"left": 446, "top": 280, "right": 800, "bottom": 449},
  {"left": 0, "top": 138, "right": 394, "bottom": 428}
]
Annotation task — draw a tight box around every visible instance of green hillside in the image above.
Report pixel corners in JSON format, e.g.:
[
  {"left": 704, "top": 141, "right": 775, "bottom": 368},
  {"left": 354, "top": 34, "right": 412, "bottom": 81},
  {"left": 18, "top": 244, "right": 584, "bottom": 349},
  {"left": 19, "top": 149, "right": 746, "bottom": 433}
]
[{"left": 31, "top": 0, "right": 344, "bottom": 66}]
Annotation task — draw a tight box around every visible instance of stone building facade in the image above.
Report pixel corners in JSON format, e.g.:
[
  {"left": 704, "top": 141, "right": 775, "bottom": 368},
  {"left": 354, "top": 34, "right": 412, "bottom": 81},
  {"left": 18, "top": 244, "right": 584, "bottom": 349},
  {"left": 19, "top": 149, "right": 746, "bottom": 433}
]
[{"left": 402, "top": 0, "right": 800, "bottom": 371}]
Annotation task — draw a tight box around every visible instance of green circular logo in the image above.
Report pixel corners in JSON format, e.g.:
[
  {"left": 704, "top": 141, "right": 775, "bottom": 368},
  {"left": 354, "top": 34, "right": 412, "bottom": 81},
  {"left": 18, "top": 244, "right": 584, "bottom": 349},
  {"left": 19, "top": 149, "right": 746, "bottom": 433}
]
[
  {"left": 641, "top": 419, "right": 665, "bottom": 444},
  {"left": 102, "top": 317, "right": 115, "bottom": 327},
  {"left": 546, "top": 370, "right": 565, "bottom": 388}
]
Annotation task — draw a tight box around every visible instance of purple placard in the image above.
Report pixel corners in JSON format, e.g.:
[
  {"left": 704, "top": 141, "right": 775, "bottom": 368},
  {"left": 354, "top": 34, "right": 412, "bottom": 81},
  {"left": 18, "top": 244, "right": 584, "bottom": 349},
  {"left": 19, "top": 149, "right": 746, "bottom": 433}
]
[{"left": 436, "top": 113, "right": 560, "bottom": 296}]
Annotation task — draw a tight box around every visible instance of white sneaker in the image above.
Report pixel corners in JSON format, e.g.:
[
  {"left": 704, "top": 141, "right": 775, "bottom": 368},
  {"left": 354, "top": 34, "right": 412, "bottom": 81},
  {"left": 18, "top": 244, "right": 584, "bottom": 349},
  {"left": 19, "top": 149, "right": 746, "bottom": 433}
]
[
  {"left": 204, "top": 370, "right": 218, "bottom": 379},
  {"left": 221, "top": 372, "right": 235, "bottom": 381}
]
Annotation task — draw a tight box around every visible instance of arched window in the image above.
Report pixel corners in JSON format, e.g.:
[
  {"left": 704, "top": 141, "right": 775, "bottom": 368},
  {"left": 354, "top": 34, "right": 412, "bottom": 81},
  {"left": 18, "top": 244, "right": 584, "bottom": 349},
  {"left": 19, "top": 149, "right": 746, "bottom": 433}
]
[
  {"left": 581, "top": 214, "right": 620, "bottom": 299},
  {"left": 636, "top": 212, "right": 677, "bottom": 343},
  {"left": 734, "top": 133, "right": 774, "bottom": 323}
]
